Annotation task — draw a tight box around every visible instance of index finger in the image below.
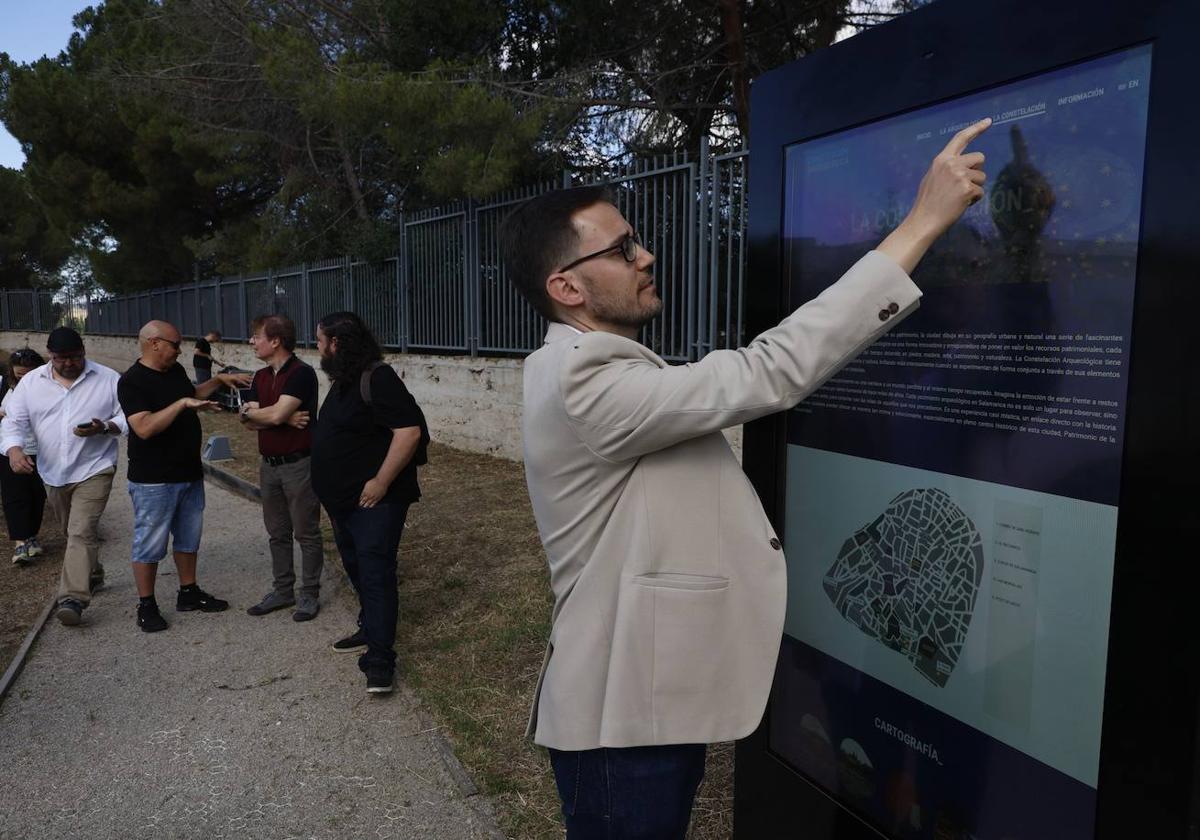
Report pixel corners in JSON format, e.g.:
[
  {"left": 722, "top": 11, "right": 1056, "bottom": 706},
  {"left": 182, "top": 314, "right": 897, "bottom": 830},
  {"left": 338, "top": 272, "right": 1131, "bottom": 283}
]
[{"left": 944, "top": 117, "right": 992, "bottom": 156}]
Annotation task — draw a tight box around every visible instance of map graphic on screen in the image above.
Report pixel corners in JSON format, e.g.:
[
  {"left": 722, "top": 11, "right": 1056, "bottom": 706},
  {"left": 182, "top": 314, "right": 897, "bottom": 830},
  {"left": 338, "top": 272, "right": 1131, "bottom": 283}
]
[
  {"left": 770, "top": 43, "right": 1152, "bottom": 840},
  {"left": 823, "top": 488, "right": 984, "bottom": 688}
]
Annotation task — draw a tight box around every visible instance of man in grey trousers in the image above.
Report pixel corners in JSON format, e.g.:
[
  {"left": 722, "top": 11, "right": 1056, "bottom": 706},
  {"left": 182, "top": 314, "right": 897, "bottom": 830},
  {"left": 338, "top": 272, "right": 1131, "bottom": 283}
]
[{"left": 239, "top": 314, "right": 324, "bottom": 621}]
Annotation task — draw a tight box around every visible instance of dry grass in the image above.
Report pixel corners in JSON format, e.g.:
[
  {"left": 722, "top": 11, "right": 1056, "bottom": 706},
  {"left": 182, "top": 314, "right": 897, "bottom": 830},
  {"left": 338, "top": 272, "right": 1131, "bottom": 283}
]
[{"left": 197, "top": 411, "right": 734, "bottom": 839}]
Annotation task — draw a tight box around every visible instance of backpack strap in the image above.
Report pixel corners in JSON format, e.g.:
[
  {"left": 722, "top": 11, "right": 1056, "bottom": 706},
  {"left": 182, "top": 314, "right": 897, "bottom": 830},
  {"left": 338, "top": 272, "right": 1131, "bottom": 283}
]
[{"left": 359, "top": 360, "right": 385, "bottom": 405}]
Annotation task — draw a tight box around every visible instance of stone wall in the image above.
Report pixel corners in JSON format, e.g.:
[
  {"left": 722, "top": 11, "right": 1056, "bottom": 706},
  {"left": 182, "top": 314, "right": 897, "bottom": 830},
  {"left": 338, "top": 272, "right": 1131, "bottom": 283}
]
[{"left": 0, "top": 331, "right": 740, "bottom": 462}]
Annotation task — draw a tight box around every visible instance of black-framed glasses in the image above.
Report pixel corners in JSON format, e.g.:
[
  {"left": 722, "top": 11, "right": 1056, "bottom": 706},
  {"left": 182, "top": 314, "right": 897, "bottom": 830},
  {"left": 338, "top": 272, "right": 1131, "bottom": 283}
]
[
  {"left": 558, "top": 232, "right": 642, "bottom": 273},
  {"left": 153, "top": 337, "right": 182, "bottom": 351}
]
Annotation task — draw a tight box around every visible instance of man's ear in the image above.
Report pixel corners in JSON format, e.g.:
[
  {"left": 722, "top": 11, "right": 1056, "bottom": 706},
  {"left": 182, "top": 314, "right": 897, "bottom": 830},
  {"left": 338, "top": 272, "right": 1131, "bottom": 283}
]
[{"left": 546, "top": 271, "right": 586, "bottom": 309}]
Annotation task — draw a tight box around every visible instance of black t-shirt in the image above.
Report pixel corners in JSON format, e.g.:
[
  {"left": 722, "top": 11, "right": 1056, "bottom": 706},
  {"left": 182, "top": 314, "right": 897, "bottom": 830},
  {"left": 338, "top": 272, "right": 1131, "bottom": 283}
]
[
  {"left": 118, "top": 361, "right": 203, "bottom": 483},
  {"left": 246, "top": 356, "right": 319, "bottom": 456},
  {"left": 193, "top": 337, "right": 212, "bottom": 372},
  {"left": 312, "top": 364, "right": 423, "bottom": 514}
]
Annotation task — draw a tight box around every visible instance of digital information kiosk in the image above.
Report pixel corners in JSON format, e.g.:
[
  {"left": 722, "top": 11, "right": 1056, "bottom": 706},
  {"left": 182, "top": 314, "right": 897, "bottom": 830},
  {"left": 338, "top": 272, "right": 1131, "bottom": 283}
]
[{"left": 735, "top": 1, "right": 1200, "bottom": 838}]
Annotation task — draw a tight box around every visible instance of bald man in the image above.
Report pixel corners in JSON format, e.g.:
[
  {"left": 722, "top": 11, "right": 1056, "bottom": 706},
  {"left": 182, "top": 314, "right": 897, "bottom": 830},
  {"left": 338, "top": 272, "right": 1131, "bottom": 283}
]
[{"left": 117, "top": 321, "right": 251, "bottom": 633}]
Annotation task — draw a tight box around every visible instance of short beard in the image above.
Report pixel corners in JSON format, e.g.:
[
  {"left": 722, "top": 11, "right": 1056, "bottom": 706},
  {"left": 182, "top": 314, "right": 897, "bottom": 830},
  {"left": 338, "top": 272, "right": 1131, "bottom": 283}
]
[{"left": 591, "top": 291, "right": 663, "bottom": 331}]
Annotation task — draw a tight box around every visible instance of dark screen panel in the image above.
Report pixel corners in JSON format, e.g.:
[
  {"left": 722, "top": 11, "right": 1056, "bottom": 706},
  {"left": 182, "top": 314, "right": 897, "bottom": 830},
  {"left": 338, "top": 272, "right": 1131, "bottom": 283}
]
[{"left": 736, "top": 1, "right": 1200, "bottom": 837}]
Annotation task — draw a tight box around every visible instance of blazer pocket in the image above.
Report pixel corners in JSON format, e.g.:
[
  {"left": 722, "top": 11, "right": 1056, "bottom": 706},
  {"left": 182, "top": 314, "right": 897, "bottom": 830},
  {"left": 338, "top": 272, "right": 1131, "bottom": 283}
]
[
  {"left": 632, "top": 572, "right": 729, "bottom": 592},
  {"left": 640, "top": 582, "right": 731, "bottom": 710}
]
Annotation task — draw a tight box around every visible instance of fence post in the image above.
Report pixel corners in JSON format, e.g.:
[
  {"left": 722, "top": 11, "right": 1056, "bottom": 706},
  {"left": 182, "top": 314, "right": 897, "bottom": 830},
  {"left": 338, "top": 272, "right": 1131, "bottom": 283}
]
[
  {"left": 193, "top": 266, "right": 202, "bottom": 340},
  {"left": 344, "top": 255, "right": 355, "bottom": 312},
  {"left": 696, "top": 136, "right": 711, "bottom": 358},
  {"left": 301, "top": 262, "right": 312, "bottom": 347},
  {"left": 238, "top": 276, "right": 247, "bottom": 340},
  {"left": 31, "top": 290, "right": 40, "bottom": 331},
  {"left": 464, "top": 200, "right": 478, "bottom": 357},
  {"left": 1, "top": 291, "right": 7, "bottom": 332},
  {"left": 561, "top": 169, "right": 573, "bottom": 189},
  {"left": 397, "top": 212, "right": 409, "bottom": 353}
]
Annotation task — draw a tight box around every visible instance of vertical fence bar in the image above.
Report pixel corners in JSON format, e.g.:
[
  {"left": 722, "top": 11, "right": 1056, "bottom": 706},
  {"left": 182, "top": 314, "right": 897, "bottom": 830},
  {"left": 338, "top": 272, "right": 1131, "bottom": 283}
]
[
  {"left": 465, "top": 200, "right": 477, "bottom": 357},
  {"left": 697, "top": 137, "right": 711, "bottom": 356},
  {"left": 301, "top": 262, "right": 311, "bottom": 346},
  {"left": 398, "top": 214, "right": 408, "bottom": 353}
]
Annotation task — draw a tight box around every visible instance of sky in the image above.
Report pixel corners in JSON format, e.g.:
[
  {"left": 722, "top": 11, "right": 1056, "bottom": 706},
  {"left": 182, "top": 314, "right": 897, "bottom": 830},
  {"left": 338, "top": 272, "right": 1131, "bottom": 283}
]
[{"left": 0, "top": 0, "right": 87, "bottom": 169}]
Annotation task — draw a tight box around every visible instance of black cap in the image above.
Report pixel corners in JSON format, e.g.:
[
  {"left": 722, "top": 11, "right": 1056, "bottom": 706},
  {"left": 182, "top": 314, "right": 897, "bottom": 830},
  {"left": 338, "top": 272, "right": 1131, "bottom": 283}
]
[{"left": 46, "top": 327, "right": 84, "bottom": 353}]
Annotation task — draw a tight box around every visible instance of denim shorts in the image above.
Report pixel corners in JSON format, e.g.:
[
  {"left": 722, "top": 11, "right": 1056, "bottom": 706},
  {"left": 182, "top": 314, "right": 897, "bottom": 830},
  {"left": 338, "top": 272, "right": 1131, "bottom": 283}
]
[{"left": 128, "top": 480, "right": 206, "bottom": 563}]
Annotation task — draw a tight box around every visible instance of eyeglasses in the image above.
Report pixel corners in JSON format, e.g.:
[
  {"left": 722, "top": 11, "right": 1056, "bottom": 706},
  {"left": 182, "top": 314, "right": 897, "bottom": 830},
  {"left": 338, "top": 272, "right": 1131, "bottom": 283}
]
[
  {"left": 558, "top": 232, "right": 642, "bottom": 273},
  {"left": 49, "top": 352, "right": 84, "bottom": 363},
  {"left": 153, "top": 337, "right": 182, "bottom": 351}
]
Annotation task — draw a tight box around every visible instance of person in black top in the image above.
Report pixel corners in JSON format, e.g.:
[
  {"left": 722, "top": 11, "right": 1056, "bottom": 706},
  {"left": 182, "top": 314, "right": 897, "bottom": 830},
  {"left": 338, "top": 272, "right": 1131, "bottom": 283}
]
[
  {"left": 192, "top": 330, "right": 222, "bottom": 384},
  {"left": 118, "top": 320, "right": 251, "bottom": 633},
  {"left": 239, "top": 314, "right": 324, "bottom": 622},
  {"left": 311, "top": 311, "right": 427, "bottom": 695},
  {"left": 0, "top": 348, "right": 47, "bottom": 565}
]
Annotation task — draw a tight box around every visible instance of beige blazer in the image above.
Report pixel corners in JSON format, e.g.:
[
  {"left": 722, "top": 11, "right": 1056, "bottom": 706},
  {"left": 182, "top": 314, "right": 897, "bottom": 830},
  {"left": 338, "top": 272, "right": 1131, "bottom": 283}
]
[{"left": 521, "top": 250, "right": 921, "bottom": 750}]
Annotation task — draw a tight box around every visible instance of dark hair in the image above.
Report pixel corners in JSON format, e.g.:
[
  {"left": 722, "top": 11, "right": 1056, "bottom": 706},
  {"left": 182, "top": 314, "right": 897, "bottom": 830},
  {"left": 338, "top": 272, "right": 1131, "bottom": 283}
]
[
  {"left": 6, "top": 348, "right": 44, "bottom": 387},
  {"left": 316, "top": 311, "right": 382, "bottom": 386},
  {"left": 206, "top": 330, "right": 222, "bottom": 341},
  {"left": 250, "top": 314, "right": 297, "bottom": 351},
  {"left": 498, "top": 186, "right": 613, "bottom": 321}
]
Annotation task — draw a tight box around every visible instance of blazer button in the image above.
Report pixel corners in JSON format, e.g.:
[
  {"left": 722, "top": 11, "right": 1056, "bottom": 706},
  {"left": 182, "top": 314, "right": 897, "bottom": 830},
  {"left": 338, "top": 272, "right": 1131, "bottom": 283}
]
[
  {"left": 878, "top": 309, "right": 890, "bottom": 321},
  {"left": 769, "top": 537, "right": 782, "bottom": 550},
  {"left": 888, "top": 302, "right": 899, "bottom": 314}
]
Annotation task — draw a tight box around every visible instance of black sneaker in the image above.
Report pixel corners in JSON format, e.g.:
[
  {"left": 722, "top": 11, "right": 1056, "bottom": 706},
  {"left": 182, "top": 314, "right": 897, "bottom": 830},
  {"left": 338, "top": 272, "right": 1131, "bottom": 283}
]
[
  {"left": 176, "top": 586, "right": 229, "bottom": 613},
  {"left": 366, "top": 671, "right": 394, "bottom": 695},
  {"left": 55, "top": 598, "right": 84, "bottom": 626},
  {"left": 331, "top": 629, "right": 368, "bottom": 653},
  {"left": 137, "top": 600, "right": 168, "bottom": 633}
]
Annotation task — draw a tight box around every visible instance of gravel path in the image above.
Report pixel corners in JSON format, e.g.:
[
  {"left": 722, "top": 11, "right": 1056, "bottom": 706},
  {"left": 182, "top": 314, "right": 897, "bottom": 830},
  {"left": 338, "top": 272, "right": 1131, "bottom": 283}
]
[{"left": 0, "top": 453, "right": 501, "bottom": 840}]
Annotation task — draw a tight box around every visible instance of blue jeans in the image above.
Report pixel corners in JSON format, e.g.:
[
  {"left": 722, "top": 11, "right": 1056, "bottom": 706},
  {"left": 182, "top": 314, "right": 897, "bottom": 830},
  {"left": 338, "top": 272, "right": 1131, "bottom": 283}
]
[
  {"left": 548, "top": 743, "right": 706, "bottom": 839},
  {"left": 331, "top": 502, "right": 409, "bottom": 676},
  {"left": 128, "top": 480, "right": 205, "bottom": 563}
]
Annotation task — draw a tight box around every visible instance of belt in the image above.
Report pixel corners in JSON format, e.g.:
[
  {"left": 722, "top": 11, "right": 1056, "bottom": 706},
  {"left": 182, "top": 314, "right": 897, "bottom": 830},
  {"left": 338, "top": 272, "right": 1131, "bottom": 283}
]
[{"left": 263, "top": 450, "right": 311, "bottom": 467}]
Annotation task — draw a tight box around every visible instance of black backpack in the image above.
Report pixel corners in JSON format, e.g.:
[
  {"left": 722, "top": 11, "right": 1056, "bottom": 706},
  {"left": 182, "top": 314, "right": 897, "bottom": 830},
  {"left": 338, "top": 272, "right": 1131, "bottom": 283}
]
[{"left": 359, "top": 361, "right": 430, "bottom": 466}]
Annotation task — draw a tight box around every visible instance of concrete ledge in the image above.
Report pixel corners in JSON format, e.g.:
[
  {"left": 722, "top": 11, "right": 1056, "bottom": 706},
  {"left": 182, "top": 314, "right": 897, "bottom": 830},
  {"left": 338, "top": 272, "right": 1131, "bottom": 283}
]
[
  {"left": 201, "top": 460, "right": 261, "bottom": 502},
  {"left": 0, "top": 596, "right": 56, "bottom": 706}
]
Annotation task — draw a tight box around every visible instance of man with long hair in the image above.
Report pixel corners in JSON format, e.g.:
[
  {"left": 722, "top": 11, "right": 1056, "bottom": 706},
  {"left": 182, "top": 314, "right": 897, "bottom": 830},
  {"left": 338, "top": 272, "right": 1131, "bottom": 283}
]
[{"left": 310, "top": 311, "right": 427, "bottom": 694}]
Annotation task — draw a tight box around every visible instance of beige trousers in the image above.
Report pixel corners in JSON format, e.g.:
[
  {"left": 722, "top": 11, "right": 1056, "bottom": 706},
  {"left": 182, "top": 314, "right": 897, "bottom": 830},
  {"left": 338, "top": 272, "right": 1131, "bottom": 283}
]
[{"left": 45, "top": 467, "right": 115, "bottom": 605}]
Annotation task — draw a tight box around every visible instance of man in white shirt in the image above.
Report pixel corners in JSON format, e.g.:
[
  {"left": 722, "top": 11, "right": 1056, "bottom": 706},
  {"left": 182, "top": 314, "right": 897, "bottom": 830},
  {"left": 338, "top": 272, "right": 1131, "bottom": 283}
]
[{"left": 0, "top": 328, "right": 127, "bottom": 626}]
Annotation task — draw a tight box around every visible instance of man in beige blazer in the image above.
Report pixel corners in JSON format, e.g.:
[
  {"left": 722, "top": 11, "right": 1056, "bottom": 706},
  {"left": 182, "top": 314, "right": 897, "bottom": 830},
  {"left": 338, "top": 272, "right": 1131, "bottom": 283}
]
[{"left": 501, "top": 117, "right": 992, "bottom": 839}]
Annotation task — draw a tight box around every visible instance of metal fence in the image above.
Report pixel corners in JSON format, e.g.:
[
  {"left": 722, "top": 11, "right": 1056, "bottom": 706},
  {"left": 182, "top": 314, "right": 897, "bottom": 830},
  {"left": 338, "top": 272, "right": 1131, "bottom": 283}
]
[
  {"left": 85, "top": 140, "right": 748, "bottom": 362},
  {"left": 0, "top": 290, "right": 63, "bottom": 333}
]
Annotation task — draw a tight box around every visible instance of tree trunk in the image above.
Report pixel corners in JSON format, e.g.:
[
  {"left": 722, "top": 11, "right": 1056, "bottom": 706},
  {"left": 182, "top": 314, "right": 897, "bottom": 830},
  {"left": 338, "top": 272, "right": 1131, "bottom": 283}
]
[
  {"left": 336, "top": 130, "right": 370, "bottom": 222},
  {"left": 717, "top": 0, "right": 750, "bottom": 140}
]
